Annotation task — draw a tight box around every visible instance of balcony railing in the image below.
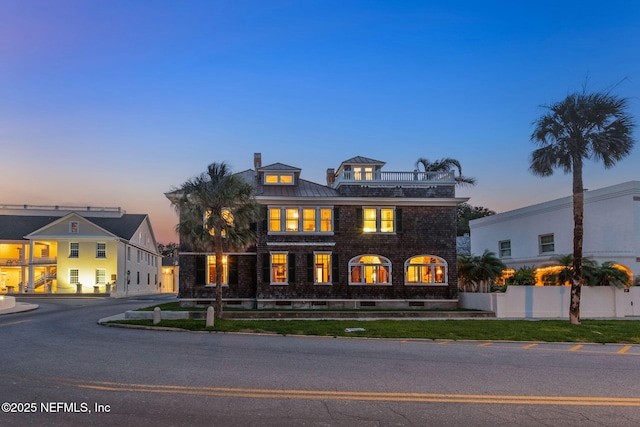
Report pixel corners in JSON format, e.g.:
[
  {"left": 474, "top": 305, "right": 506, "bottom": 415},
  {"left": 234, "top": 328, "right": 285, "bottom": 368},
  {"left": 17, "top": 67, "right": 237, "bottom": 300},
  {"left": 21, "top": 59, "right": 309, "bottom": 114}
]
[
  {"left": 333, "top": 170, "right": 455, "bottom": 188},
  {"left": 0, "top": 257, "right": 57, "bottom": 266},
  {"left": 0, "top": 258, "right": 23, "bottom": 266}
]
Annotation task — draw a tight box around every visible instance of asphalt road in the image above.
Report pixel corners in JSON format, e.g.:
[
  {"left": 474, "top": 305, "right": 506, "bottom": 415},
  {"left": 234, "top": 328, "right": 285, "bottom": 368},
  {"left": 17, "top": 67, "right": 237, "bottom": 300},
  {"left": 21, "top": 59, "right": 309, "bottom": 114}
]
[{"left": 1, "top": 296, "right": 639, "bottom": 426}]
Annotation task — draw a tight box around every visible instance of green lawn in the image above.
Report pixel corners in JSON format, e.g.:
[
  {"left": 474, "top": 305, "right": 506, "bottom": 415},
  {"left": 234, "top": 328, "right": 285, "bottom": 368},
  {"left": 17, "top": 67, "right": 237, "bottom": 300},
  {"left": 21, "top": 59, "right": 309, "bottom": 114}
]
[{"left": 109, "top": 318, "right": 640, "bottom": 344}]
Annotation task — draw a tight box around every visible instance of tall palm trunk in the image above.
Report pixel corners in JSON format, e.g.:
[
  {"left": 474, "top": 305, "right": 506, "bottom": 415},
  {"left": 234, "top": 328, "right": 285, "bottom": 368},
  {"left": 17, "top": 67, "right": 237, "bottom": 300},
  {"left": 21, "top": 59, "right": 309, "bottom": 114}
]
[
  {"left": 570, "top": 160, "right": 584, "bottom": 325},
  {"left": 214, "top": 234, "right": 224, "bottom": 319}
]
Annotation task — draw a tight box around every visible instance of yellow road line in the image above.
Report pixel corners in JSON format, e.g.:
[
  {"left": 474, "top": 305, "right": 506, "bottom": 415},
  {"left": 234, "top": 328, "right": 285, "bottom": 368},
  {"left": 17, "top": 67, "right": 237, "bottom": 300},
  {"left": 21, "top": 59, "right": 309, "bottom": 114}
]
[
  {"left": 569, "top": 344, "right": 584, "bottom": 352},
  {"left": 0, "top": 319, "right": 32, "bottom": 327},
  {"left": 56, "top": 378, "right": 640, "bottom": 407},
  {"left": 523, "top": 343, "right": 538, "bottom": 349},
  {"left": 617, "top": 345, "right": 632, "bottom": 354}
]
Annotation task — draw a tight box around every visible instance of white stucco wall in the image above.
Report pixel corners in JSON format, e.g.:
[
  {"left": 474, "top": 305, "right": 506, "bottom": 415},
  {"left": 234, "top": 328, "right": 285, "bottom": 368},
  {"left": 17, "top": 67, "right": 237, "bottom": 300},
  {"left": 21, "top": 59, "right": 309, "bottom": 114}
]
[
  {"left": 460, "top": 286, "right": 640, "bottom": 318},
  {"left": 470, "top": 181, "right": 640, "bottom": 277}
]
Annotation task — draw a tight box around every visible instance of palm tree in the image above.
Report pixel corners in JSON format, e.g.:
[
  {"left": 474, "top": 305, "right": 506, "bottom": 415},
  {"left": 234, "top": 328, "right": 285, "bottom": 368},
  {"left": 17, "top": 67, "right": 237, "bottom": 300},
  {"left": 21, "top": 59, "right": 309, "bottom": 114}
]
[
  {"left": 529, "top": 90, "right": 635, "bottom": 324},
  {"left": 458, "top": 250, "right": 506, "bottom": 293},
  {"left": 584, "top": 261, "right": 630, "bottom": 288},
  {"left": 174, "top": 162, "right": 260, "bottom": 318},
  {"left": 540, "top": 254, "right": 576, "bottom": 286},
  {"left": 415, "top": 157, "right": 476, "bottom": 187}
]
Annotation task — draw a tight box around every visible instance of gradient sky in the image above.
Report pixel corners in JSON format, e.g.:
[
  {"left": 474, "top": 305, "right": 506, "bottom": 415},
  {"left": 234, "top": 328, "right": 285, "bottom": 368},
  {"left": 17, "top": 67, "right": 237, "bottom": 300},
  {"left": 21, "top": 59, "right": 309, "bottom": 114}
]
[{"left": 2, "top": 0, "right": 639, "bottom": 244}]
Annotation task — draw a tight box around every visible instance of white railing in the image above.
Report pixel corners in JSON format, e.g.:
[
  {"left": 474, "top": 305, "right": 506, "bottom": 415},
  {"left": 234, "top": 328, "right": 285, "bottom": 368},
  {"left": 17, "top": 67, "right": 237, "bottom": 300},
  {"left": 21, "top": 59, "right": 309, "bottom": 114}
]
[{"left": 333, "top": 170, "right": 455, "bottom": 186}]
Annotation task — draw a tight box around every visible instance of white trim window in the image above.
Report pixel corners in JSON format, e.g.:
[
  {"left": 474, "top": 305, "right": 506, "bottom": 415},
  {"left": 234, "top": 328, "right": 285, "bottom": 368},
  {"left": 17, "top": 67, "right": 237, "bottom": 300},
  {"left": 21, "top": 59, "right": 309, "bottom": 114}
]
[
  {"left": 539, "top": 234, "right": 555, "bottom": 254},
  {"left": 96, "top": 243, "right": 107, "bottom": 258},
  {"left": 69, "top": 269, "right": 79, "bottom": 285},
  {"left": 271, "top": 252, "right": 288, "bottom": 284},
  {"left": 268, "top": 207, "right": 333, "bottom": 233},
  {"left": 405, "top": 255, "right": 447, "bottom": 285},
  {"left": 313, "top": 252, "right": 331, "bottom": 284},
  {"left": 95, "top": 269, "right": 106, "bottom": 285},
  {"left": 264, "top": 173, "right": 294, "bottom": 185},
  {"left": 499, "top": 240, "right": 511, "bottom": 258},
  {"left": 362, "top": 207, "right": 395, "bottom": 233},
  {"left": 69, "top": 221, "right": 79, "bottom": 233},
  {"left": 206, "top": 255, "right": 229, "bottom": 286},
  {"left": 69, "top": 242, "right": 79, "bottom": 258},
  {"left": 349, "top": 255, "right": 391, "bottom": 285}
]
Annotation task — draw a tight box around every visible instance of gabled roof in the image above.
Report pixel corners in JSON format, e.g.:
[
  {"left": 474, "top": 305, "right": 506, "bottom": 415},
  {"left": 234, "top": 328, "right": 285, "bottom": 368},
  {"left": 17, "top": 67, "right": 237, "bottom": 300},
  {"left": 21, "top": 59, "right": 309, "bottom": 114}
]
[
  {"left": 258, "top": 162, "right": 301, "bottom": 172},
  {"left": 0, "top": 213, "right": 149, "bottom": 241},
  {"left": 0, "top": 216, "right": 59, "bottom": 241},
  {"left": 90, "top": 214, "right": 149, "bottom": 241},
  {"left": 337, "top": 156, "right": 386, "bottom": 172}
]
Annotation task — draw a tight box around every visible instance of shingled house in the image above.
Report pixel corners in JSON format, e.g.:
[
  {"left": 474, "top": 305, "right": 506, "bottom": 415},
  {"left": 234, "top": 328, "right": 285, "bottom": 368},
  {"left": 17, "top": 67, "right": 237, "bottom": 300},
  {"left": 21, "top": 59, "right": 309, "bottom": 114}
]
[{"left": 167, "top": 153, "right": 467, "bottom": 309}]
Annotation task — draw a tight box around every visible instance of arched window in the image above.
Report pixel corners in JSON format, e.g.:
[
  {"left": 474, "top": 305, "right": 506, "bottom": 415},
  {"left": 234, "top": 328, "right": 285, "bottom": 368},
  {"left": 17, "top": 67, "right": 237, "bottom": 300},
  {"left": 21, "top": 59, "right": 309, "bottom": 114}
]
[
  {"left": 405, "top": 255, "right": 447, "bottom": 285},
  {"left": 349, "top": 255, "right": 391, "bottom": 285}
]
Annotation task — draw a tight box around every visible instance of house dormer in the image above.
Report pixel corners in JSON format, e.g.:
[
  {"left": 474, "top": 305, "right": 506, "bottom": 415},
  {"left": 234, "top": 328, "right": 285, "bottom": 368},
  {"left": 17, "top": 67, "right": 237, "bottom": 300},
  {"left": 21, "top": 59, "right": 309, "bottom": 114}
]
[
  {"left": 329, "top": 156, "right": 385, "bottom": 186},
  {"left": 254, "top": 153, "right": 301, "bottom": 186}
]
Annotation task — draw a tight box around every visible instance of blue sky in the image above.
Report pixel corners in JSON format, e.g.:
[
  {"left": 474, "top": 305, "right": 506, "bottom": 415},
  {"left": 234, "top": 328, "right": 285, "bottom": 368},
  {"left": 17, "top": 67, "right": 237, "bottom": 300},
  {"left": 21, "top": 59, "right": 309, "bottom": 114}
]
[{"left": 1, "top": 0, "right": 639, "bottom": 243}]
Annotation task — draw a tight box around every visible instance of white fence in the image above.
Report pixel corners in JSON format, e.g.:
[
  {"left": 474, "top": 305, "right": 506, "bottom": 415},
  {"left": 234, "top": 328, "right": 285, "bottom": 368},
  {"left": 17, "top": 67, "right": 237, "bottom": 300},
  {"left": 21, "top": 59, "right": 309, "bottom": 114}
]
[{"left": 459, "top": 286, "right": 640, "bottom": 318}]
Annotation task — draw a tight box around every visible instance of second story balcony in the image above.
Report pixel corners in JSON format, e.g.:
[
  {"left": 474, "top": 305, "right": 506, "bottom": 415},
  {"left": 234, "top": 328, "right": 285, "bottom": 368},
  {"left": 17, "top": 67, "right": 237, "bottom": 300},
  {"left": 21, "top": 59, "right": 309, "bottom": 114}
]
[{"left": 331, "top": 170, "right": 456, "bottom": 189}]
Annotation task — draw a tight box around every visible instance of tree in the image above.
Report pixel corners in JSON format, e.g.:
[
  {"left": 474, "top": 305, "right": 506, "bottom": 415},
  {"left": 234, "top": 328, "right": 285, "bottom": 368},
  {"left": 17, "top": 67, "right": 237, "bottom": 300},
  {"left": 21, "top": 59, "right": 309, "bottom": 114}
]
[
  {"left": 458, "top": 250, "right": 506, "bottom": 293},
  {"left": 456, "top": 203, "right": 495, "bottom": 236},
  {"left": 505, "top": 266, "right": 536, "bottom": 287},
  {"left": 529, "top": 90, "right": 635, "bottom": 324},
  {"left": 540, "top": 254, "right": 576, "bottom": 286},
  {"left": 542, "top": 255, "right": 630, "bottom": 288},
  {"left": 415, "top": 157, "right": 476, "bottom": 187},
  {"left": 584, "top": 261, "right": 630, "bottom": 288},
  {"left": 174, "top": 162, "right": 260, "bottom": 318},
  {"left": 157, "top": 242, "right": 178, "bottom": 257}
]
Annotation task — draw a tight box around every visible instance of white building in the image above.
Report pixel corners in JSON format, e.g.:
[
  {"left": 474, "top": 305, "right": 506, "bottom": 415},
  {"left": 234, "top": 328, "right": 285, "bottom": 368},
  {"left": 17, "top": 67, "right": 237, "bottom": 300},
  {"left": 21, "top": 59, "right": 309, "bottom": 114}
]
[
  {"left": 0, "top": 204, "right": 171, "bottom": 296},
  {"left": 470, "top": 181, "right": 640, "bottom": 282}
]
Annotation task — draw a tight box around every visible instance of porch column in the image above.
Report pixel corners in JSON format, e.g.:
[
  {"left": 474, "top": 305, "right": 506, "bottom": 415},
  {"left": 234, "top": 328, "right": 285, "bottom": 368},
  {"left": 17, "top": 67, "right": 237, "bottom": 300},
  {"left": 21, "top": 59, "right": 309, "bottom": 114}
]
[{"left": 27, "top": 241, "right": 34, "bottom": 292}]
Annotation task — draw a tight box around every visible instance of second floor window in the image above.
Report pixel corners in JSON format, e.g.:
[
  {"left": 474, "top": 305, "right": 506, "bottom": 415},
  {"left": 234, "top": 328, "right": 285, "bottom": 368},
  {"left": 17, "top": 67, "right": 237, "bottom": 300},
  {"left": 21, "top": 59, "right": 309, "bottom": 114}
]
[
  {"left": 539, "top": 234, "right": 555, "bottom": 254},
  {"left": 361, "top": 207, "right": 395, "bottom": 233},
  {"left": 69, "top": 242, "right": 79, "bottom": 258},
  {"left": 499, "top": 240, "right": 511, "bottom": 258},
  {"left": 96, "top": 243, "right": 106, "bottom": 258},
  {"left": 268, "top": 207, "right": 333, "bottom": 233}
]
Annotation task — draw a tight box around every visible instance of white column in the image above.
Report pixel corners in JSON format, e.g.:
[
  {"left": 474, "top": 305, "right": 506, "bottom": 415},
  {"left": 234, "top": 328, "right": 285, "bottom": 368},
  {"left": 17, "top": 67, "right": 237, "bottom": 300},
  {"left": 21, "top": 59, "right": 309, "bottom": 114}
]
[{"left": 27, "top": 241, "right": 35, "bottom": 292}]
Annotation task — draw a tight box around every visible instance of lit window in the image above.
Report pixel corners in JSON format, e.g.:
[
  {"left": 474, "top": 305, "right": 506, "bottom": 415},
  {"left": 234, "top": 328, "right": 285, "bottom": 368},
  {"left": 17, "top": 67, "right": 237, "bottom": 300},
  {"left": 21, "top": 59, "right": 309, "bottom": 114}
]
[
  {"left": 405, "top": 255, "right": 447, "bottom": 285},
  {"left": 354, "top": 167, "right": 373, "bottom": 181},
  {"left": 264, "top": 174, "right": 294, "bottom": 185},
  {"left": 303, "top": 208, "right": 316, "bottom": 232},
  {"left": 499, "top": 240, "right": 511, "bottom": 258},
  {"left": 205, "top": 209, "right": 232, "bottom": 237},
  {"left": 207, "top": 255, "right": 228, "bottom": 285},
  {"left": 271, "top": 253, "right": 288, "bottom": 283},
  {"left": 69, "top": 242, "right": 79, "bottom": 258},
  {"left": 269, "top": 208, "right": 281, "bottom": 232},
  {"left": 96, "top": 243, "right": 106, "bottom": 258},
  {"left": 96, "top": 269, "right": 106, "bottom": 285},
  {"left": 319, "top": 208, "right": 332, "bottom": 232},
  {"left": 314, "top": 253, "right": 331, "bottom": 284},
  {"left": 362, "top": 207, "right": 395, "bottom": 233},
  {"left": 69, "top": 269, "right": 79, "bottom": 285},
  {"left": 349, "top": 255, "right": 391, "bottom": 285},
  {"left": 285, "top": 208, "right": 299, "bottom": 232},
  {"left": 268, "top": 207, "right": 333, "bottom": 233},
  {"left": 380, "top": 208, "right": 394, "bottom": 233},
  {"left": 363, "top": 208, "right": 377, "bottom": 232},
  {"left": 539, "top": 234, "right": 554, "bottom": 254}
]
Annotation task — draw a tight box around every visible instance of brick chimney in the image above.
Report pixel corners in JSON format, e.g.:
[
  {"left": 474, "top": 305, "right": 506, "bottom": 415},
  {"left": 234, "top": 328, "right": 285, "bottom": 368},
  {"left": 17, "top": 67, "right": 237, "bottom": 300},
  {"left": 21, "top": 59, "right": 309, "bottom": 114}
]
[
  {"left": 254, "top": 153, "right": 262, "bottom": 170},
  {"left": 326, "top": 168, "right": 335, "bottom": 186}
]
